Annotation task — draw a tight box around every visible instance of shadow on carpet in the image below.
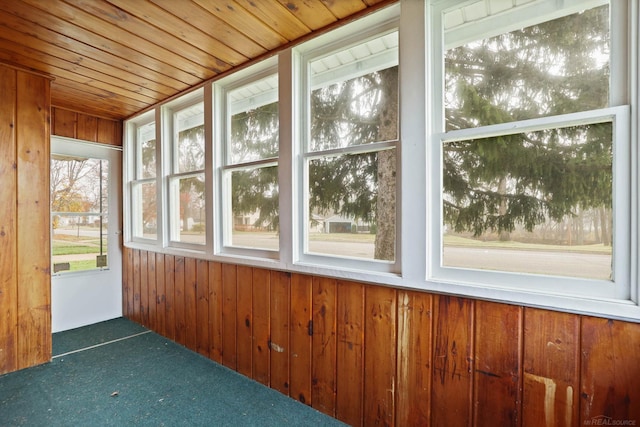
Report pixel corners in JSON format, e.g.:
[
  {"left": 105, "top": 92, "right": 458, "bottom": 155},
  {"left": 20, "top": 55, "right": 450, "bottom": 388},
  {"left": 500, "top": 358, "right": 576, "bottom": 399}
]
[{"left": 0, "top": 318, "right": 346, "bottom": 427}]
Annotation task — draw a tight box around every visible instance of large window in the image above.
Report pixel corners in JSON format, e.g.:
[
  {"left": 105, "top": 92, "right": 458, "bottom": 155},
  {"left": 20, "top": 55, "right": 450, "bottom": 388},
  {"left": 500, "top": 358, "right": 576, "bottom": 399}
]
[
  {"left": 431, "top": 0, "right": 631, "bottom": 298},
  {"left": 300, "top": 27, "right": 399, "bottom": 270},
  {"left": 219, "top": 66, "right": 279, "bottom": 253}
]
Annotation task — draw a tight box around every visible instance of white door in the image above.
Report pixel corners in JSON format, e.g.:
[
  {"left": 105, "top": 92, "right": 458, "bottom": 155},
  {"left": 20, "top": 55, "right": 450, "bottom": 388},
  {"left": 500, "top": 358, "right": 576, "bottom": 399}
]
[{"left": 51, "top": 137, "right": 122, "bottom": 332}]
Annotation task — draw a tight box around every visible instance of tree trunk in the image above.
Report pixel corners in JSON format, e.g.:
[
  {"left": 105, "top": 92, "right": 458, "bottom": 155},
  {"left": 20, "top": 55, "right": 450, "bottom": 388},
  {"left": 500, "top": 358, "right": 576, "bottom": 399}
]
[
  {"left": 374, "top": 67, "right": 398, "bottom": 261},
  {"left": 498, "top": 177, "right": 510, "bottom": 241}
]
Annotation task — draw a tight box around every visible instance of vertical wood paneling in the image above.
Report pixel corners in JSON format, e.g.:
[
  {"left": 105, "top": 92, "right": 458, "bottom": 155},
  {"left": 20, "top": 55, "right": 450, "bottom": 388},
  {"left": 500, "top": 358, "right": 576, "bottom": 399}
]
[
  {"left": 363, "top": 284, "right": 397, "bottom": 427},
  {"left": 473, "top": 301, "right": 523, "bottom": 427},
  {"left": 580, "top": 317, "right": 640, "bottom": 424},
  {"left": 270, "top": 271, "right": 291, "bottom": 395},
  {"left": 139, "top": 251, "right": 149, "bottom": 327},
  {"left": 52, "top": 107, "right": 121, "bottom": 146},
  {"left": 222, "top": 263, "right": 238, "bottom": 369},
  {"left": 196, "top": 259, "right": 209, "bottom": 358},
  {"left": 336, "top": 280, "right": 364, "bottom": 426},
  {"left": 52, "top": 108, "right": 76, "bottom": 138},
  {"left": 123, "top": 252, "right": 640, "bottom": 427},
  {"left": 523, "top": 308, "right": 580, "bottom": 427},
  {"left": 174, "top": 256, "right": 186, "bottom": 346},
  {"left": 163, "top": 255, "right": 176, "bottom": 341},
  {"left": 431, "top": 295, "right": 474, "bottom": 427},
  {"left": 236, "top": 265, "right": 253, "bottom": 378},
  {"left": 76, "top": 114, "right": 98, "bottom": 142},
  {"left": 252, "top": 268, "right": 271, "bottom": 386},
  {"left": 396, "top": 290, "right": 433, "bottom": 426},
  {"left": 16, "top": 71, "right": 51, "bottom": 369},
  {"left": 312, "top": 276, "right": 337, "bottom": 416},
  {"left": 97, "top": 117, "right": 122, "bottom": 146},
  {"left": 0, "top": 67, "right": 17, "bottom": 375},
  {"left": 132, "top": 249, "right": 141, "bottom": 324},
  {"left": 208, "top": 262, "right": 223, "bottom": 363},
  {"left": 184, "top": 258, "right": 197, "bottom": 351},
  {"left": 122, "top": 248, "right": 133, "bottom": 318},
  {"left": 147, "top": 253, "right": 157, "bottom": 331},
  {"left": 155, "top": 253, "right": 166, "bottom": 337},
  {"left": 290, "top": 273, "right": 312, "bottom": 406}
]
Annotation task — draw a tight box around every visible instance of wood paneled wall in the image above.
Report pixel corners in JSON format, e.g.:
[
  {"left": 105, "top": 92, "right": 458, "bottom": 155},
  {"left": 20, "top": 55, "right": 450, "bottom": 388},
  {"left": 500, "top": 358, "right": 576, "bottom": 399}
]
[
  {"left": 0, "top": 65, "right": 51, "bottom": 375},
  {"left": 51, "top": 107, "right": 122, "bottom": 146},
  {"left": 123, "top": 248, "right": 640, "bottom": 427}
]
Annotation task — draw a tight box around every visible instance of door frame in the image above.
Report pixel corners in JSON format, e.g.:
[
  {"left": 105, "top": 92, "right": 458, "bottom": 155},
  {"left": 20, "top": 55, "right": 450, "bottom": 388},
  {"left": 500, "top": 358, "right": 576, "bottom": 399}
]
[{"left": 51, "top": 136, "right": 123, "bottom": 333}]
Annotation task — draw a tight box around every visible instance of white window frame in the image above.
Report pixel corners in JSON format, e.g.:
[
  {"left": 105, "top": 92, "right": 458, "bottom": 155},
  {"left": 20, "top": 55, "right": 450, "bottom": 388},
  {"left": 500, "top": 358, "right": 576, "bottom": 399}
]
[
  {"left": 294, "top": 11, "right": 401, "bottom": 274},
  {"left": 161, "top": 87, "right": 212, "bottom": 253},
  {"left": 213, "top": 57, "right": 280, "bottom": 260},
  {"left": 425, "top": 0, "right": 639, "bottom": 318},
  {"left": 124, "top": 109, "right": 160, "bottom": 245}
]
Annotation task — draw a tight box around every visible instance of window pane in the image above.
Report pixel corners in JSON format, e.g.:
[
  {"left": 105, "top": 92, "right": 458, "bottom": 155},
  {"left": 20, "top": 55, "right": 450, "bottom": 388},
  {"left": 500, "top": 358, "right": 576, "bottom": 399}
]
[
  {"left": 307, "top": 149, "right": 396, "bottom": 261},
  {"left": 133, "top": 182, "right": 157, "bottom": 240},
  {"left": 170, "top": 174, "right": 206, "bottom": 245},
  {"left": 137, "top": 122, "right": 156, "bottom": 179},
  {"left": 228, "top": 74, "right": 279, "bottom": 164},
  {"left": 444, "top": 4, "right": 610, "bottom": 131},
  {"left": 308, "top": 31, "right": 398, "bottom": 152},
  {"left": 51, "top": 155, "right": 109, "bottom": 273},
  {"left": 442, "top": 122, "right": 613, "bottom": 280},
  {"left": 229, "top": 166, "right": 279, "bottom": 250},
  {"left": 175, "top": 103, "right": 205, "bottom": 173}
]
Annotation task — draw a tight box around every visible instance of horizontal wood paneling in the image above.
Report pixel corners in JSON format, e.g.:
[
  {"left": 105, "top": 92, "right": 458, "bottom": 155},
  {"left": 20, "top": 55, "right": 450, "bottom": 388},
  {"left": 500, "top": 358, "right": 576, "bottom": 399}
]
[{"left": 123, "top": 248, "right": 640, "bottom": 427}]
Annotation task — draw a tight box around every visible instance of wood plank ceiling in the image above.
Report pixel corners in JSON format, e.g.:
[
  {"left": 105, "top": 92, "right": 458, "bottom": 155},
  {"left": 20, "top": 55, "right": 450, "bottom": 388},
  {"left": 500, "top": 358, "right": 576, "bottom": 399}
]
[{"left": 0, "top": 0, "right": 394, "bottom": 121}]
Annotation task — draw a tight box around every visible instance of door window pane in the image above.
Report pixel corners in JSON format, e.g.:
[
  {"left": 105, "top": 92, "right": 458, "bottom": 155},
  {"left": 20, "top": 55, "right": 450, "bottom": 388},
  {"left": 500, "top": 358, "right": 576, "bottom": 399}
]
[{"left": 51, "top": 156, "right": 109, "bottom": 273}]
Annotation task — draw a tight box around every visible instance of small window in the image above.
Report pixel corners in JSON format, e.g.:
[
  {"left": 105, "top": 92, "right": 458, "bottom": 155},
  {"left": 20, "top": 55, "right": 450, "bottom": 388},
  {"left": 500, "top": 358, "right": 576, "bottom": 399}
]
[
  {"left": 221, "top": 70, "right": 279, "bottom": 252},
  {"left": 130, "top": 117, "right": 158, "bottom": 241},
  {"left": 302, "top": 30, "right": 399, "bottom": 265}
]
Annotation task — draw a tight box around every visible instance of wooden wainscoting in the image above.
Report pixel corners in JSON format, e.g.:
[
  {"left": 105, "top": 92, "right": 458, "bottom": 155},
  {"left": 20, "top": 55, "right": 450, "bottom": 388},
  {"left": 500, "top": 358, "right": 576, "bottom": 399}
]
[{"left": 123, "top": 248, "right": 640, "bottom": 427}]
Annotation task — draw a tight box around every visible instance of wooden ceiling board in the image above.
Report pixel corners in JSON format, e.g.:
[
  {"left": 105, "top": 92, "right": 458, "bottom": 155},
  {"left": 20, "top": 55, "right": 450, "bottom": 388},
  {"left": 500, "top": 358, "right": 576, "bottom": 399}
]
[
  {"left": 234, "top": 0, "right": 311, "bottom": 41},
  {"left": 106, "top": 0, "right": 248, "bottom": 67},
  {"left": 64, "top": 0, "right": 233, "bottom": 76},
  {"left": 0, "top": 0, "right": 397, "bottom": 120}
]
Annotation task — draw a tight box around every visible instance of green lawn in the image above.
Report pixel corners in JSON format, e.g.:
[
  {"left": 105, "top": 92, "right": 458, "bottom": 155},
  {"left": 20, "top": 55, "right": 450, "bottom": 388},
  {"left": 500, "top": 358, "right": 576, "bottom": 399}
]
[{"left": 443, "top": 234, "right": 612, "bottom": 254}]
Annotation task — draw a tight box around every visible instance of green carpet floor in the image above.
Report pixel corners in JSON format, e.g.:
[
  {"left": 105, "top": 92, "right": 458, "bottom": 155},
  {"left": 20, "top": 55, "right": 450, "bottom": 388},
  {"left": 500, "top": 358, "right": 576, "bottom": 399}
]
[{"left": 0, "top": 318, "right": 346, "bottom": 426}]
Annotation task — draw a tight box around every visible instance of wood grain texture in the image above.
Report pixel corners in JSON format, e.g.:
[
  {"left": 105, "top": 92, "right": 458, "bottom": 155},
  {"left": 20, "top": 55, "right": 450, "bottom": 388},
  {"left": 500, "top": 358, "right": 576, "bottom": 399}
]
[
  {"left": 184, "top": 257, "right": 197, "bottom": 351},
  {"left": 132, "top": 249, "right": 141, "bottom": 324},
  {"left": 363, "top": 284, "right": 397, "bottom": 427},
  {"left": 336, "top": 280, "right": 364, "bottom": 426},
  {"left": 581, "top": 317, "right": 640, "bottom": 425},
  {"left": 0, "top": 66, "right": 17, "bottom": 375},
  {"left": 431, "top": 295, "right": 474, "bottom": 427},
  {"left": 290, "top": 273, "right": 312, "bottom": 406},
  {"left": 252, "top": 268, "right": 271, "bottom": 386},
  {"left": 222, "top": 263, "right": 238, "bottom": 369},
  {"left": 270, "top": 271, "right": 291, "bottom": 395},
  {"left": 52, "top": 107, "right": 121, "bottom": 145},
  {"left": 154, "top": 253, "right": 166, "bottom": 338},
  {"left": 208, "top": 262, "right": 223, "bottom": 363},
  {"left": 16, "top": 71, "right": 51, "bottom": 369},
  {"left": 163, "top": 255, "right": 176, "bottom": 341},
  {"left": 0, "top": 0, "right": 394, "bottom": 120},
  {"left": 396, "top": 290, "right": 432, "bottom": 427},
  {"left": 311, "top": 276, "right": 337, "bottom": 417},
  {"left": 195, "top": 259, "right": 209, "bottom": 358},
  {"left": 236, "top": 265, "right": 253, "bottom": 378},
  {"left": 473, "top": 301, "right": 523, "bottom": 427},
  {"left": 173, "top": 256, "right": 186, "bottom": 346},
  {"left": 523, "top": 308, "right": 580, "bottom": 427},
  {"left": 139, "top": 250, "right": 149, "bottom": 327},
  {"left": 147, "top": 252, "right": 157, "bottom": 331}
]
